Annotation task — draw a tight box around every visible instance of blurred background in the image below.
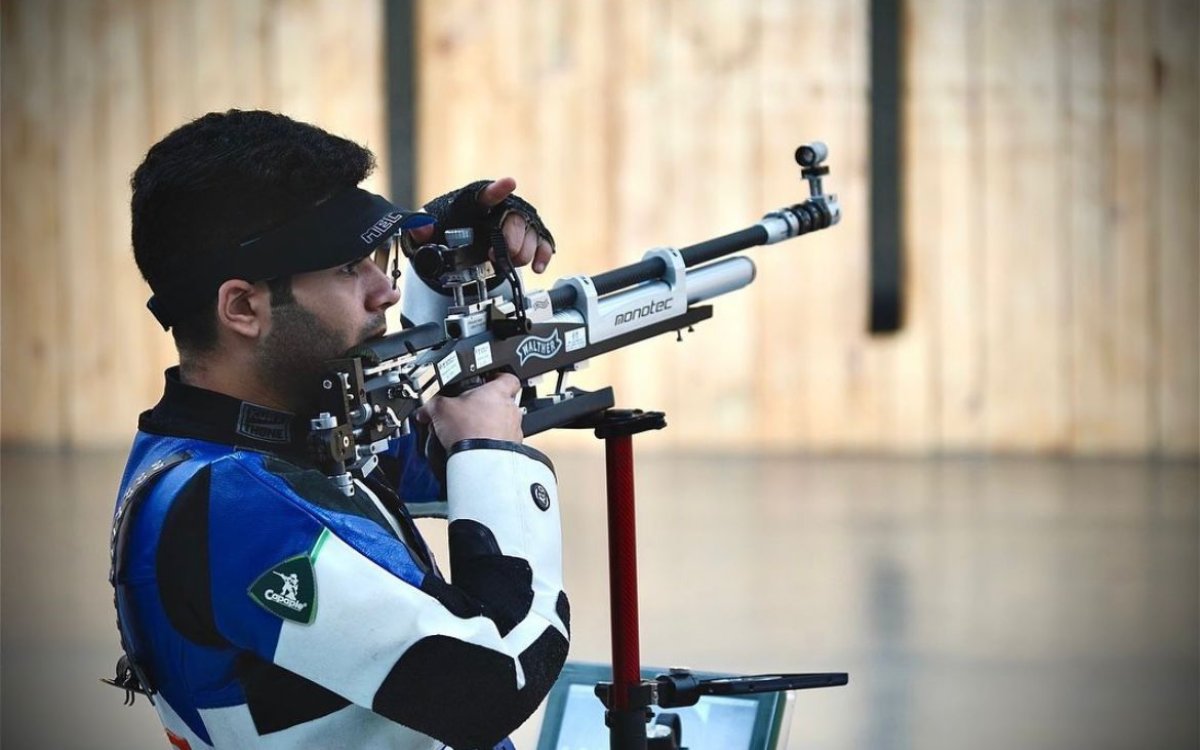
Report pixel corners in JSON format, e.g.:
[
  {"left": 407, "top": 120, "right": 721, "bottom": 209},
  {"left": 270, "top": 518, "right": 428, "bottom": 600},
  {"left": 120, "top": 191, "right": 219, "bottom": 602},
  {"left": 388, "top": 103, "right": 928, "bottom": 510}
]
[{"left": 2, "top": 1, "right": 1197, "bottom": 748}]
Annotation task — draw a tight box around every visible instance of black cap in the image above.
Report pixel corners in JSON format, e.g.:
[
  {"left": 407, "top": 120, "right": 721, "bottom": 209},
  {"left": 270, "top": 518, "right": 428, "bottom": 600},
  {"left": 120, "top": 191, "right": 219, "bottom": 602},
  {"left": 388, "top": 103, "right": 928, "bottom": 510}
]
[{"left": 147, "top": 187, "right": 434, "bottom": 330}]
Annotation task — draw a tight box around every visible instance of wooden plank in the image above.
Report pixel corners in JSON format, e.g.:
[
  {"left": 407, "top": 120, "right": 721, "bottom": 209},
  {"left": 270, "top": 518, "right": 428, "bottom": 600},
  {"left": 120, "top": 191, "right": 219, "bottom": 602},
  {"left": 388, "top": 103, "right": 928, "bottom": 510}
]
[
  {"left": 523, "top": 1, "right": 614, "bottom": 294},
  {"left": 520, "top": 1, "right": 618, "bottom": 452},
  {"left": 101, "top": 0, "right": 160, "bottom": 444},
  {"left": 0, "top": 0, "right": 65, "bottom": 445},
  {"left": 916, "top": 0, "right": 986, "bottom": 451},
  {"left": 756, "top": 0, "right": 874, "bottom": 451},
  {"left": 584, "top": 0, "right": 670, "bottom": 439},
  {"left": 615, "top": 0, "right": 764, "bottom": 450},
  {"left": 58, "top": 0, "right": 108, "bottom": 444},
  {"left": 192, "top": 0, "right": 236, "bottom": 113},
  {"left": 1153, "top": 0, "right": 1200, "bottom": 456},
  {"left": 416, "top": 0, "right": 529, "bottom": 191},
  {"left": 147, "top": 0, "right": 200, "bottom": 131},
  {"left": 981, "top": 0, "right": 1068, "bottom": 451},
  {"left": 1064, "top": 0, "right": 1115, "bottom": 453},
  {"left": 271, "top": 0, "right": 321, "bottom": 125},
  {"left": 1104, "top": 0, "right": 1156, "bottom": 453},
  {"left": 230, "top": 0, "right": 272, "bottom": 107},
  {"left": 755, "top": 0, "right": 824, "bottom": 449},
  {"left": 311, "top": 0, "right": 389, "bottom": 195}
]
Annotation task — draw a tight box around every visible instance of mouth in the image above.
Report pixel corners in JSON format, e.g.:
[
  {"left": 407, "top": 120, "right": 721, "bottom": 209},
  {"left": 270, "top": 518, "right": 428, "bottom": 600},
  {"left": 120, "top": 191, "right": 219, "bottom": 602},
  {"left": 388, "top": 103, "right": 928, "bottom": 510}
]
[{"left": 363, "top": 326, "right": 388, "bottom": 343}]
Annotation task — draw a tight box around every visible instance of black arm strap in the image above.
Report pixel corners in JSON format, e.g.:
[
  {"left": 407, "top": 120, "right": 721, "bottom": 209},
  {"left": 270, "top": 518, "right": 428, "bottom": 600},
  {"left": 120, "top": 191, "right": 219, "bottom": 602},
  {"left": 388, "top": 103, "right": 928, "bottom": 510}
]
[{"left": 102, "top": 450, "right": 192, "bottom": 706}]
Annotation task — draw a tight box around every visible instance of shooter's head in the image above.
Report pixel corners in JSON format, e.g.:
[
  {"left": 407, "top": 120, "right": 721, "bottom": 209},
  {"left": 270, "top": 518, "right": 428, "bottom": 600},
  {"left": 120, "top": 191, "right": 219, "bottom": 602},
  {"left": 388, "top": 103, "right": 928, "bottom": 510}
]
[{"left": 130, "top": 110, "right": 430, "bottom": 410}]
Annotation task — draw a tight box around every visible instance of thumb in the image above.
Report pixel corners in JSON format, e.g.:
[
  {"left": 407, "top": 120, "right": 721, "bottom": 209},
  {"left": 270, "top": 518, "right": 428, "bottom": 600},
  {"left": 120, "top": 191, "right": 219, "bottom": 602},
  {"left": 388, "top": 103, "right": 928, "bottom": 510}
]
[
  {"left": 476, "top": 177, "right": 517, "bottom": 209},
  {"left": 406, "top": 225, "right": 434, "bottom": 245}
]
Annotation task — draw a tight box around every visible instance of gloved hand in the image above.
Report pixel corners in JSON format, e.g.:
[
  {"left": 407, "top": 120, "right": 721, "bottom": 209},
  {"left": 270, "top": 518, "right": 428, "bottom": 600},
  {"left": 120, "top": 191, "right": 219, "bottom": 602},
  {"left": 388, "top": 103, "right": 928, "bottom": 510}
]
[{"left": 419, "top": 178, "right": 555, "bottom": 273}]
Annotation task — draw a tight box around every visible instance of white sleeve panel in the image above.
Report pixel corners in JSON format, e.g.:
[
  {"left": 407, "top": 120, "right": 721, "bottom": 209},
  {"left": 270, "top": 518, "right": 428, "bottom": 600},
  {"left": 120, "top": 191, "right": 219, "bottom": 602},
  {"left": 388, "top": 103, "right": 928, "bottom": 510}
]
[
  {"left": 271, "top": 533, "right": 540, "bottom": 709},
  {"left": 444, "top": 444, "right": 564, "bottom": 609}
]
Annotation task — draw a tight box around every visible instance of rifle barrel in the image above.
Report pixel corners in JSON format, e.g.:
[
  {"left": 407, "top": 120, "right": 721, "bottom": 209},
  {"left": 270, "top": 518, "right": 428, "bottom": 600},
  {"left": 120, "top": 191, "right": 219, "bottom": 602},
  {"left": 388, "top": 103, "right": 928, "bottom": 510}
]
[
  {"left": 547, "top": 194, "right": 836, "bottom": 313},
  {"left": 547, "top": 224, "right": 770, "bottom": 312}
]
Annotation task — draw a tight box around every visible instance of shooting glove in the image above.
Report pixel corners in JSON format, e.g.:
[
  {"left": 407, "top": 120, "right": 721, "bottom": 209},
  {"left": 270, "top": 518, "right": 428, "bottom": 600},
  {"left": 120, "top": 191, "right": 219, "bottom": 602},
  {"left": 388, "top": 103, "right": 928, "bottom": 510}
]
[
  {"left": 401, "top": 180, "right": 557, "bottom": 326},
  {"left": 422, "top": 179, "right": 556, "bottom": 259}
]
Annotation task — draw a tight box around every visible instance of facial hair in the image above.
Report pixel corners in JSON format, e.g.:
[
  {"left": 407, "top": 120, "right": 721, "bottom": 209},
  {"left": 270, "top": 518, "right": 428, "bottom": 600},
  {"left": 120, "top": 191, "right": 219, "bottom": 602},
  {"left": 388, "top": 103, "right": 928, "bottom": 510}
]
[{"left": 256, "top": 303, "right": 386, "bottom": 415}]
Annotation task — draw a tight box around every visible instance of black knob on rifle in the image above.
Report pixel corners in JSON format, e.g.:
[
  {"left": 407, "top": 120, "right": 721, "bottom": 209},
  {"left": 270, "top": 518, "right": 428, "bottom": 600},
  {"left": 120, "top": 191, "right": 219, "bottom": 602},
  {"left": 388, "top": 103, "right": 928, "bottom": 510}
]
[{"left": 412, "top": 243, "right": 453, "bottom": 280}]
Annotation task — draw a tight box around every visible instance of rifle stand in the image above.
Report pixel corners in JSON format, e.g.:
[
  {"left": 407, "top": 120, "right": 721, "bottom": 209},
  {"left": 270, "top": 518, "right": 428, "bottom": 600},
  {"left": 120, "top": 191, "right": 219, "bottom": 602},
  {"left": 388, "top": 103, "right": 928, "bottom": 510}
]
[
  {"left": 570, "top": 407, "right": 848, "bottom": 750},
  {"left": 568, "top": 408, "right": 664, "bottom": 750}
]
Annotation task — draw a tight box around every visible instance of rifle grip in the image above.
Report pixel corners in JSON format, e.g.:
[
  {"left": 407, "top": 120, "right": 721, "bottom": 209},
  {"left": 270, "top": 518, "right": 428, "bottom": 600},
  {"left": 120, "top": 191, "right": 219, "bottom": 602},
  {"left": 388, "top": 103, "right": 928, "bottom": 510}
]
[{"left": 439, "top": 375, "right": 485, "bottom": 398}]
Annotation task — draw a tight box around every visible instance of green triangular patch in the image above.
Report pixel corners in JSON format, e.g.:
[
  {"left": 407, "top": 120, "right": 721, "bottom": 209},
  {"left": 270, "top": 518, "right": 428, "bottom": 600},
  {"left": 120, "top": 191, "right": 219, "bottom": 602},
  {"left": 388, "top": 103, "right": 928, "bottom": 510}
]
[{"left": 248, "top": 555, "right": 317, "bottom": 624}]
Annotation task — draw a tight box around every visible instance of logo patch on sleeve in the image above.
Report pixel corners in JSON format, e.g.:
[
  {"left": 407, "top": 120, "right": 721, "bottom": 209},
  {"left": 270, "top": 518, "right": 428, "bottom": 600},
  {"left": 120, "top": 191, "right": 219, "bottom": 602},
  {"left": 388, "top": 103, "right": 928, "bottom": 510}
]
[
  {"left": 531, "top": 482, "right": 551, "bottom": 511},
  {"left": 248, "top": 555, "right": 317, "bottom": 624}
]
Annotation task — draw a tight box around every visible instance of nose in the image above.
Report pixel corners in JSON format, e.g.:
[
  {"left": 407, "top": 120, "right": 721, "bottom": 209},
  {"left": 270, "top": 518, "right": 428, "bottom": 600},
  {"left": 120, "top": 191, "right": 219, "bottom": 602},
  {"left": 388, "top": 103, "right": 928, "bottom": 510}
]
[{"left": 366, "top": 261, "right": 402, "bottom": 312}]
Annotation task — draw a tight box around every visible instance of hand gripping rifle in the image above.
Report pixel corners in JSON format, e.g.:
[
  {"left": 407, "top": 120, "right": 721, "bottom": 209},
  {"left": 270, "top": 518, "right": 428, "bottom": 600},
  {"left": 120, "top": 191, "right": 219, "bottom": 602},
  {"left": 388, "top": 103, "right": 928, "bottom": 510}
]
[{"left": 310, "top": 143, "right": 848, "bottom": 749}]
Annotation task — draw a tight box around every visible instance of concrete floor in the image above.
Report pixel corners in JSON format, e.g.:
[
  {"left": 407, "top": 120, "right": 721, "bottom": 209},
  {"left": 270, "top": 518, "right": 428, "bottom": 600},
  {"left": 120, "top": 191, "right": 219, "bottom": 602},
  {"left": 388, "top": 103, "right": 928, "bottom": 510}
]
[{"left": 2, "top": 448, "right": 1197, "bottom": 749}]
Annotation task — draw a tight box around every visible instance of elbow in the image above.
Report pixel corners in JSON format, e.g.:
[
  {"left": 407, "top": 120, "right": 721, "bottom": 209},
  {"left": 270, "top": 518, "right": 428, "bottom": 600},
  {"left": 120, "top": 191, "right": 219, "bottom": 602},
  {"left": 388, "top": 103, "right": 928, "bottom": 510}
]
[{"left": 372, "top": 625, "right": 569, "bottom": 749}]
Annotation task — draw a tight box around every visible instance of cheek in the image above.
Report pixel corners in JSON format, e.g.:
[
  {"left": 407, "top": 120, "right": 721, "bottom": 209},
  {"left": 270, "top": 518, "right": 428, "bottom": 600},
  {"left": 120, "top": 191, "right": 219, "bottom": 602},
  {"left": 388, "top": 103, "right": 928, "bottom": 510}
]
[{"left": 295, "top": 279, "right": 365, "bottom": 318}]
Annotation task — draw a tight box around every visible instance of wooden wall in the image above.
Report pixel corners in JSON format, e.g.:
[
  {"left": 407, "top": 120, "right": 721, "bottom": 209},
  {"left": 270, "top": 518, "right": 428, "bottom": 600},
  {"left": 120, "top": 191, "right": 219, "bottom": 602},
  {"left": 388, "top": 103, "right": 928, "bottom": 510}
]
[
  {"left": 2, "top": 0, "right": 1197, "bottom": 456},
  {"left": 1, "top": 0, "right": 390, "bottom": 446},
  {"left": 417, "top": 0, "right": 1198, "bottom": 456}
]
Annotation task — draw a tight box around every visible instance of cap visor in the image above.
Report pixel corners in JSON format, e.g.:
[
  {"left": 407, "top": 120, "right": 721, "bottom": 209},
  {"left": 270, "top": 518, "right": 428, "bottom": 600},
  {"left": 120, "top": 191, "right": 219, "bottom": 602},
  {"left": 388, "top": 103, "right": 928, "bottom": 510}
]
[{"left": 398, "top": 212, "right": 436, "bottom": 230}]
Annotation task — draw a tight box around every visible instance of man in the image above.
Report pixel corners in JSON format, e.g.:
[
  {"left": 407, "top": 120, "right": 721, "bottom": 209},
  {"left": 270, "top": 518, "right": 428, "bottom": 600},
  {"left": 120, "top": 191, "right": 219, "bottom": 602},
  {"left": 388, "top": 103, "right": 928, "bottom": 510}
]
[{"left": 110, "top": 110, "right": 568, "bottom": 749}]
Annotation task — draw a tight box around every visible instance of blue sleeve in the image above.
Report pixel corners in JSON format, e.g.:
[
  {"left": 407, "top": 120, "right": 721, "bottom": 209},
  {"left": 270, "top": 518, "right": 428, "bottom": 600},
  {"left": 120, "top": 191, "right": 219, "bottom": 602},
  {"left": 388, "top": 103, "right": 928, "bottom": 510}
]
[{"left": 387, "top": 431, "right": 447, "bottom": 518}]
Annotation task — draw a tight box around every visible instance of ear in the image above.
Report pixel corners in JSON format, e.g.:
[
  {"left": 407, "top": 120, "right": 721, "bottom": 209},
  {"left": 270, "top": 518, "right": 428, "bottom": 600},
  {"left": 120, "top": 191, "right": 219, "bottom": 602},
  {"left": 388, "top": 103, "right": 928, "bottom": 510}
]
[{"left": 215, "top": 279, "right": 271, "bottom": 340}]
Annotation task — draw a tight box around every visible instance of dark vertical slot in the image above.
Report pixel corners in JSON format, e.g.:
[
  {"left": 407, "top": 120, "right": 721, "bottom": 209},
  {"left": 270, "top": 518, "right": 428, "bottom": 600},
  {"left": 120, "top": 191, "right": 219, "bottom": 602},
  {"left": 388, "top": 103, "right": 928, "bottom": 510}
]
[
  {"left": 869, "top": 0, "right": 905, "bottom": 333},
  {"left": 386, "top": 0, "right": 418, "bottom": 210}
]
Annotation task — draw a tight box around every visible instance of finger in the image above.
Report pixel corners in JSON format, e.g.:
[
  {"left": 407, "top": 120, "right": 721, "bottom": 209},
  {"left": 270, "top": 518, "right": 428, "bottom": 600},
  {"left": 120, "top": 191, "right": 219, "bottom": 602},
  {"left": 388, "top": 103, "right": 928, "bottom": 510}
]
[
  {"left": 407, "top": 225, "right": 433, "bottom": 244},
  {"left": 516, "top": 226, "right": 538, "bottom": 267},
  {"left": 488, "top": 372, "right": 522, "bottom": 398},
  {"left": 502, "top": 213, "right": 527, "bottom": 259},
  {"left": 413, "top": 405, "right": 432, "bottom": 424},
  {"left": 532, "top": 239, "right": 554, "bottom": 273},
  {"left": 476, "top": 177, "right": 517, "bottom": 209}
]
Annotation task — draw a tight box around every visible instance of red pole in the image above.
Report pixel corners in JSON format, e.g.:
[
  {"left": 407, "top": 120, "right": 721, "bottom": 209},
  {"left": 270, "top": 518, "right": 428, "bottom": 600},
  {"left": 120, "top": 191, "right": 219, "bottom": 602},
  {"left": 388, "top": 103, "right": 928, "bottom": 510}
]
[{"left": 605, "top": 434, "right": 640, "bottom": 710}]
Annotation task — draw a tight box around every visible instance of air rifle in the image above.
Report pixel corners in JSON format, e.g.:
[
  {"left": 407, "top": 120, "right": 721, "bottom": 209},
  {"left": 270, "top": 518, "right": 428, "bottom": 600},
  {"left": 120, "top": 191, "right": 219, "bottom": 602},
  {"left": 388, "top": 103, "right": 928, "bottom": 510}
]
[{"left": 309, "top": 143, "right": 840, "bottom": 495}]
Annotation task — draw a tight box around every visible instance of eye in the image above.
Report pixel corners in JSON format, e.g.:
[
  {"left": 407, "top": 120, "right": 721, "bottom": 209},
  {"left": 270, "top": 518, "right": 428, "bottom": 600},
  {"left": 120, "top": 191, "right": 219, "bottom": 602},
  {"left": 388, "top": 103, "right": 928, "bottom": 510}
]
[{"left": 342, "top": 258, "right": 365, "bottom": 275}]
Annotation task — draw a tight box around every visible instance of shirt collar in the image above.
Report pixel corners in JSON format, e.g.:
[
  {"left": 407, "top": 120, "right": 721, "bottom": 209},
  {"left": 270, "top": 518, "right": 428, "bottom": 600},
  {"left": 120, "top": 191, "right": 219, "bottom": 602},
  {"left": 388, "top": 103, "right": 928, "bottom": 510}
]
[{"left": 139, "top": 367, "right": 312, "bottom": 459}]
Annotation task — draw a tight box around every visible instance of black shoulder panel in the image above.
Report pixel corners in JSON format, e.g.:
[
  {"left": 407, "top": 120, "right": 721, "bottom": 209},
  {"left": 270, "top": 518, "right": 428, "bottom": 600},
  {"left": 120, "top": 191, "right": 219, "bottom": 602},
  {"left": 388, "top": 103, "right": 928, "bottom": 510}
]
[
  {"left": 157, "top": 466, "right": 227, "bottom": 648},
  {"left": 372, "top": 629, "right": 569, "bottom": 749},
  {"left": 261, "top": 455, "right": 394, "bottom": 532},
  {"left": 448, "top": 520, "right": 533, "bottom": 637},
  {"left": 236, "top": 653, "right": 351, "bottom": 734}
]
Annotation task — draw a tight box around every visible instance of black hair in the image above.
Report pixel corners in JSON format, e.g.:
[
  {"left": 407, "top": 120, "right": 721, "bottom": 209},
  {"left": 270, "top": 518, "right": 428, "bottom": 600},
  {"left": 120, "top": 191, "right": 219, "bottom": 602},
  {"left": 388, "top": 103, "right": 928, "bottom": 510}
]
[{"left": 130, "top": 110, "right": 375, "bottom": 353}]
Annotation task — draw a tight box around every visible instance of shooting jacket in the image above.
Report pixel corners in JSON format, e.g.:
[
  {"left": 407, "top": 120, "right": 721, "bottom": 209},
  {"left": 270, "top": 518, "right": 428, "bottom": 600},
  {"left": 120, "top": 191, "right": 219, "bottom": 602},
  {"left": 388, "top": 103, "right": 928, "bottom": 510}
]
[{"left": 111, "top": 368, "right": 569, "bottom": 749}]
